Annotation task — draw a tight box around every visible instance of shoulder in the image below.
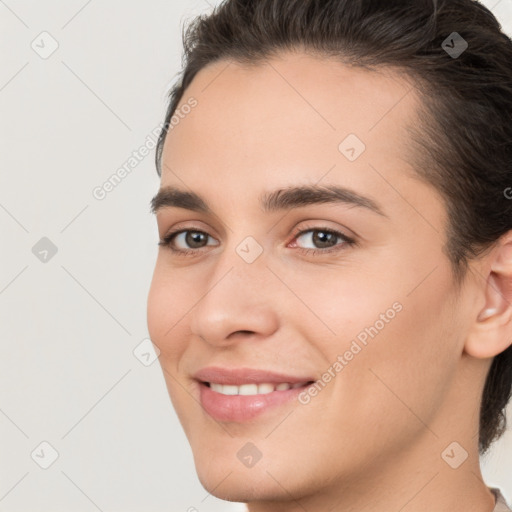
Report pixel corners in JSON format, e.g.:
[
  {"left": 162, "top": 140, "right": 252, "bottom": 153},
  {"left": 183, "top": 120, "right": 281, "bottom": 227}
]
[{"left": 489, "top": 487, "right": 512, "bottom": 512}]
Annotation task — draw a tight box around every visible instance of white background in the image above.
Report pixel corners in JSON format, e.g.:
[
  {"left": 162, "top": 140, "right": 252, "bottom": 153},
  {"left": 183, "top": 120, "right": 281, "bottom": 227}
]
[{"left": 1, "top": 0, "right": 511, "bottom": 510}]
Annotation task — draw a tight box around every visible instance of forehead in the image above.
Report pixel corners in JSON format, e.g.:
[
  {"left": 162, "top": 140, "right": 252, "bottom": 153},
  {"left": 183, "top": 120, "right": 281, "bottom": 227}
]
[
  {"left": 160, "top": 51, "right": 440, "bottom": 222},
  {"left": 162, "top": 50, "right": 421, "bottom": 175}
]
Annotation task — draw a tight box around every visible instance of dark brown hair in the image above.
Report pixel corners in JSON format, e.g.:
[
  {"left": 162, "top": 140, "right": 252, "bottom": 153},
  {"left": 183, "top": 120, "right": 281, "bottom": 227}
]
[{"left": 155, "top": 0, "right": 512, "bottom": 455}]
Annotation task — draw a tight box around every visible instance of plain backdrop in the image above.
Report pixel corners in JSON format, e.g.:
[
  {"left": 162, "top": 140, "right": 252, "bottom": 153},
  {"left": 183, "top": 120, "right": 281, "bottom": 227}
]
[{"left": 1, "top": 1, "right": 511, "bottom": 511}]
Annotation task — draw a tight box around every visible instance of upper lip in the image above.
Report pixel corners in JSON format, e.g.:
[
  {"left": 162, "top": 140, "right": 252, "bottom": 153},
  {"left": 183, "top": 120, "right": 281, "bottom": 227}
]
[{"left": 194, "top": 367, "right": 316, "bottom": 386}]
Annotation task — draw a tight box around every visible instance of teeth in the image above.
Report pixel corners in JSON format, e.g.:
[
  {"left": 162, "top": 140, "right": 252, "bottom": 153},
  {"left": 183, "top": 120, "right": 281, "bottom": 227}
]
[
  {"left": 210, "top": 383, "right": 225, "bottom": 394},
  {"left": 239, "top": 384, "right": 258, "bottom": 395},
  {"left": 208, "top": 382, "right": 304, "bottom": 396},
  {"left": 258, "top": 383, "right": 274, "bottom": 394},
  {"left": 221, "top": 385, "right": 238, "bottom": 395}
]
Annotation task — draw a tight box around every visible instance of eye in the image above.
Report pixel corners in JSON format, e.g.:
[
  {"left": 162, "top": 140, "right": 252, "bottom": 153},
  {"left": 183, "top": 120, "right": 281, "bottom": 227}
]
[
  {"left": 290, "top": 227, "right": 356, "bottom": 255},
  {"left": 159, "top": 226, "right": 356, "bottom": 257},
  {"left": 159, "top": 229, "right": 219, "bottom": 255}
]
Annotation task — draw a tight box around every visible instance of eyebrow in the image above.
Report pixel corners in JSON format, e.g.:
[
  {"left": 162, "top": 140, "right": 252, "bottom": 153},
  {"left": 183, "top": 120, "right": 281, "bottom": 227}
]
[{"left": 150, "top": 184, "right": 387, "bottom": 217}]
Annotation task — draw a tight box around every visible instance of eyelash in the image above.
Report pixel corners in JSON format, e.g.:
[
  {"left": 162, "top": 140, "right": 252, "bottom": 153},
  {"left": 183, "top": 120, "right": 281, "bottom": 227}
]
[{"left": 158, "top": 225, "right": 356, "bottom": 257}]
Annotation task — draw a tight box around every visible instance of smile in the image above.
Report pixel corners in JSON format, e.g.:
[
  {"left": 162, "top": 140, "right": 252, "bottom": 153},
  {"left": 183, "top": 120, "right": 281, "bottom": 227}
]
[
  {"left": 206, "top": 381, "right": 312, "bottom": 396},
  {"left": 193, "top": 367, "right": 317, "bottom": 422}
]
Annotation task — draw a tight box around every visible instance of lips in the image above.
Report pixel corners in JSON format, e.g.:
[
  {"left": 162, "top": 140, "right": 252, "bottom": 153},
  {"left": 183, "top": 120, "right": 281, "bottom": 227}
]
[
  {"left": 194, "top": 366, "right": 316, "bottom": 386},
  {"left": 194, "top": 367, "right": 317, "bottom": 422}
]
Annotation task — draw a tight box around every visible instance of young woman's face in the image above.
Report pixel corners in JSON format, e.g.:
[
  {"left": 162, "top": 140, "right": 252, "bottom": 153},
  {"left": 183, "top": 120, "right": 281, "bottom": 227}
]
[{"left": 147, "top": 52, "right": 480, "bottom": 504}]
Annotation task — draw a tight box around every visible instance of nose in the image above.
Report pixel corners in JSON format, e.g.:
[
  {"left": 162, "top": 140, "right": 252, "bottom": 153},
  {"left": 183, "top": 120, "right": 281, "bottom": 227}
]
[{"left": 189, "top": 250, "right": 280, "bottom": 347}]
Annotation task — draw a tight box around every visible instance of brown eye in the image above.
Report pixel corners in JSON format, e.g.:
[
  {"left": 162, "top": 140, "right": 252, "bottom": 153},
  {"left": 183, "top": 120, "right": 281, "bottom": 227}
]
[
  {"left": 183, "top": 231, "right": 209, "bottom": 248},
  {"left": 159, "top": 229, "right": 219, "bottom": 253},
  {"left": 312, "top": 230, "right": 338, "bottom": 248},
  {"left": 294, "top": 229, "right": 349, "bottom": 250}
]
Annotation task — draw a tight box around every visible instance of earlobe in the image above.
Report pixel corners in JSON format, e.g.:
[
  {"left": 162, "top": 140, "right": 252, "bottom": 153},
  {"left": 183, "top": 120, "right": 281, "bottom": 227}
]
[
  {"left": 476, "top": 271, "right": 509, "bottom": 323},
  {"left": 477, "top": 307, "right": 499, "bottom": 322},
  {"left": 465, "top": 237, "right": 512, "bottom": 359}
]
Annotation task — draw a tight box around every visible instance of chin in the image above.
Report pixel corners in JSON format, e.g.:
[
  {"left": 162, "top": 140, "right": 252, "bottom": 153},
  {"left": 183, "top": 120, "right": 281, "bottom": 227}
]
[
  {"left": 189, "top": 440, "right": 319, "bottom": 505},
  {"left": 195, "top": 463, "right": 295, "bottom": 504}
]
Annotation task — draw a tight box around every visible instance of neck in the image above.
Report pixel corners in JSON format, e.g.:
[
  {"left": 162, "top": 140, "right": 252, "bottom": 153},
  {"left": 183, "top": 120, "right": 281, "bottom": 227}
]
[{"left": 247, "top": 439, "right": 495, "bottom": 511}]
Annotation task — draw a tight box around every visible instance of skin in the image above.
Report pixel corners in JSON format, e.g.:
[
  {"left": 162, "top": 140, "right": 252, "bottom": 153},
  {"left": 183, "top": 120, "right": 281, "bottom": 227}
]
[{"left": 147, "top": 51, "right": 512, "bottom": 511}]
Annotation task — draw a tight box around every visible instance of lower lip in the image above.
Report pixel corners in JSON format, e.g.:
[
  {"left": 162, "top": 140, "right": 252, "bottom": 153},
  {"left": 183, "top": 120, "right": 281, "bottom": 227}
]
[{"left": 198, "top": 382, "right": 312, "bottom": 422}]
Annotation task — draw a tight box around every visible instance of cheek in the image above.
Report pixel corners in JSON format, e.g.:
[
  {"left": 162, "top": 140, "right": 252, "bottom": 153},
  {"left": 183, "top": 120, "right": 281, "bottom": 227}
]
[
  {"left": 347, "top": 272, "right": 458, "bottom": 430},
  {"left": 147, "top": 264, "right": 195, "bottom": 418},
  {"left": 307, "top": 256, "right": 460, "bottom": 432},
  {"left": 147, "top": 265, "right": 168, "bottom": 343},
  {"left": 146, "top": 261, "right": 189, "bottom": 360}
]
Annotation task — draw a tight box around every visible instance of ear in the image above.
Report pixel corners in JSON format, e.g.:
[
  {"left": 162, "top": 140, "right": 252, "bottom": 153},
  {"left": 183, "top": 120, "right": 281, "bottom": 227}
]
[{"left": 465, "top": 233, "right": 512, "bottom": 359}]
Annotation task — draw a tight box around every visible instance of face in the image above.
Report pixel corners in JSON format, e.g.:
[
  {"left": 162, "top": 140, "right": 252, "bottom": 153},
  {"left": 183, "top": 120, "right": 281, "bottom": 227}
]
[{"left": 147, "top": 52, "right": 475, "bottom": 504}]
